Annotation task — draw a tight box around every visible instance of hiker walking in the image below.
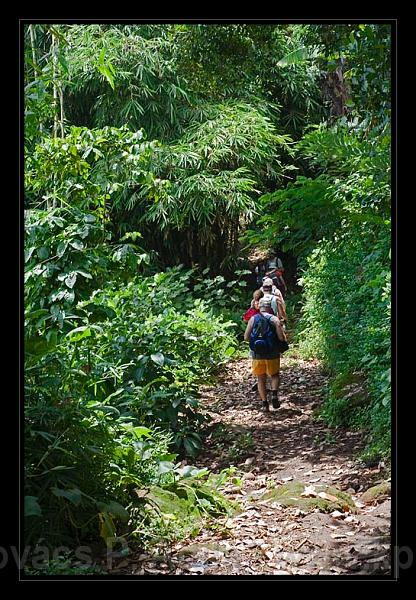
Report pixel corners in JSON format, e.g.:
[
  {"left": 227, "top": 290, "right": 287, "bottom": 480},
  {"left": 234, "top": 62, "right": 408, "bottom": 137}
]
[
  {"left": 265, "top": 256, "right": 287, "bottom": 298},
  {"left": 242, "top": 289, "right": 273, "bottom": 322},
  {"left": 244, "top": 295, "right": 287, "bottom": 412},
  {"left": 254, "top": 260, "right": 267, "bottom": 288},
  {"left": 261, "top": 277, "right": 287, "bottom": 325}
]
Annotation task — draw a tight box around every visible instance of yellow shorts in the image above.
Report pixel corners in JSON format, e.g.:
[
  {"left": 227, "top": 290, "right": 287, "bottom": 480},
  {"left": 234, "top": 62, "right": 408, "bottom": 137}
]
[{"left": 252, "top": 357, "right": 280, "bottom": 376}]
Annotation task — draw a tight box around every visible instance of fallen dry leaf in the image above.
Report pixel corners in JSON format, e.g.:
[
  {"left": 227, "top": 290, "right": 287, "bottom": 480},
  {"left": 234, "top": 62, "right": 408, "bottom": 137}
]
[
  {"left": 317, "top": 491, "right": 340, "bottom": 503},
  {"left": 344, "top": 516, "right": 358, "bottom": 523},
  {"left": 301, "top": 485, "right": 317, "bottom": 497}
]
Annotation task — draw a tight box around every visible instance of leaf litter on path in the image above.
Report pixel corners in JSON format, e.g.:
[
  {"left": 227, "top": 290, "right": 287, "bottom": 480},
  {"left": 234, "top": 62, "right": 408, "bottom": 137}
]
[{"left": 117, "top": 357, "right": 390, "bottom": 576}]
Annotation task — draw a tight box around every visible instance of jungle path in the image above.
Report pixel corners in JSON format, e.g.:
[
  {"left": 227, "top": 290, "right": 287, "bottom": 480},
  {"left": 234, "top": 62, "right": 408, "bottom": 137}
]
[{"left": 113, "top": 356, "right": 391, "bottom": 577}]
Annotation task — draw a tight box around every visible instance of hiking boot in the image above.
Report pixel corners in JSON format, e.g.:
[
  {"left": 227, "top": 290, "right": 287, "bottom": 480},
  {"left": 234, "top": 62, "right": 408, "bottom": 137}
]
[
  {"left": 271, "top": 393, "right": 280, "bottom": 409},
  {"left": 262, "top": 400, "right": 270, "bottom": 412}
]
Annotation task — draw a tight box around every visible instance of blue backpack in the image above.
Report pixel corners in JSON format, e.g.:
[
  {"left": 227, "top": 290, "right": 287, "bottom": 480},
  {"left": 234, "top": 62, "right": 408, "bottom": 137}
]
[{"left": 249, "top": 313, "right": 278, "bottom": 356}]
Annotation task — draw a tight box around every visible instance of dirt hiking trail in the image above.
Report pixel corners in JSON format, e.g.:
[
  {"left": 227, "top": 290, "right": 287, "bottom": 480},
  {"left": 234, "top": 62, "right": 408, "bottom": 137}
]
[{"left": 110, "top": 357, "right": 391, "bottom": 576}]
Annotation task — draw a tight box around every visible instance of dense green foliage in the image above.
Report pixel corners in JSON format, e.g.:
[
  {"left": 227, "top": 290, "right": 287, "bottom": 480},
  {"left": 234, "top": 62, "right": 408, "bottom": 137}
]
[
  {"left": 298, "top": 227, "right": 390, "bottom": 457},
  {"left": 243, "top": 24, "right": 391, "bottom": 459},
  {"left": 25, "top": 201, "right": 240, "bottom": 551},
  {"left": 24, "top": 22, "right": 391, "bottom": 568}
]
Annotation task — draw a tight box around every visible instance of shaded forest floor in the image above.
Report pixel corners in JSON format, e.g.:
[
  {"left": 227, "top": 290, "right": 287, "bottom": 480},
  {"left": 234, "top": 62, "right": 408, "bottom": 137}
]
[{"left": 109, "top": 356, "right": 391, "bottom": 577}]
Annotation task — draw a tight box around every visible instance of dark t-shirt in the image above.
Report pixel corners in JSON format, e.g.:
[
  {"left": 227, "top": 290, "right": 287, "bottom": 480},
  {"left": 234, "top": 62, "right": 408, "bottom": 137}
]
[{"left": 248, "top": 313, "right": 281, "bottom": 360}]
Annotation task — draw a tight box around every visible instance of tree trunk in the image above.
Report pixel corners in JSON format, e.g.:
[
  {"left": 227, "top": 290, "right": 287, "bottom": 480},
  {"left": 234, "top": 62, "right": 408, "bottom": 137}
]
[
  {"left": 51, "top": 31, "right": 60, "bottom": 139},
  {"left": 29, "top": 25, "right": 44, "bottom": 135},
  {"left": 59, "top": 84, "right": 65, "bottom": 138},
  {"left": 322, "top": 57, "right": 350, "bottom": 121},
  {"left": 28, "top": 25, "right": 37, "bottom": 69}
]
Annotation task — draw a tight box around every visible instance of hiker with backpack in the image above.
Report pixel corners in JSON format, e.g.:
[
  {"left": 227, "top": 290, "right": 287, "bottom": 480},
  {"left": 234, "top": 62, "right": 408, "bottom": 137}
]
[
  {"left": 243, "top": 289, "right": 275, "bottom": 393},
  {"left": 244, "top": 295, "right": 288, "bottom": 412},
  {"left": 242, "top": 289, "right": 274, "bottom": 322},
  {"left": 261, "top": 277, "right": 287, "bottom": 326},
  {"left": 265, "top": 256, "right": 287, "bottom": 298},
  {"left": 273, "top": 268, "right": 287, "bottom": 299},
  {"left": 242, "top": 289, "right": 263, "bottom": 322}
]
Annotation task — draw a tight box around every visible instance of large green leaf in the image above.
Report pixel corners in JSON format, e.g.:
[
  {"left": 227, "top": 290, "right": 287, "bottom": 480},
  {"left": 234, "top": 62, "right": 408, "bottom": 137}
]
[
  {"left": 66, "top": 326, "right": 92, "bottom": 342},
  {"left": 276, "top": 46, "right": 319, "bottom": 67},
  {"left": 37, "top": 246, "right": 49, "bottom": 260},
  {"left": 65, "top": 272, "right": 78, "bottom": 289},
  {"left": 56, "top": 241, "right": 69, "bottom": 257},
  {"left": 25, "top": 496, "right": 42, "bottom": 517},
  {"left": 69, "top": 239, "right": 84, "bottom": 251},
  {"left": 41, "top": 465, "right": 75, "bottom": 475},
  {"left": 98, "top": 49, "right": 115, "bottom": 90},
  {"left": 51, "top": 487, "right": 82, "bottom": 506},
  {"left": 151, "top": 352, "right": 165, "bottom": 366},
  {"left": 157, "top": 461, "right": 175, "bottom": 475},
  {"left": 99, "top": 511, "right": 116, "bottom": 546},
  {"left": 97, "top": 501, "right": 129, "bottom": 521}
]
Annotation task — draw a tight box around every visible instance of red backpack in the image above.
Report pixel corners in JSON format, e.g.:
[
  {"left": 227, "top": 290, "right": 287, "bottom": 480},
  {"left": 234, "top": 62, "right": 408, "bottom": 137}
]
[
  {"left": 243, "top": 307, "right": 259, "bottom": 322},
  {"left": 243, "top": 305, "right": 273, "bottom": 322}
]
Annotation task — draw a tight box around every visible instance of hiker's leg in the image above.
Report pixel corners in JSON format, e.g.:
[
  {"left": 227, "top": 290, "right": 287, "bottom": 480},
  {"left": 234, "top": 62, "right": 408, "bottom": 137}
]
[
  {"left": 268, "top": 358, "right": 281, "bottom": 409},
  {"left": 257, "top": 374, "right": 267, "bottom": 402},
  {"left": 271, "top": 373, "right": 279, "bottom": 391},
  {"left": 268, "top": 357, "right": 280, "bottom": 389},
  {"left": 252, "top": 360, "right": 269, "bottom": 410}
]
